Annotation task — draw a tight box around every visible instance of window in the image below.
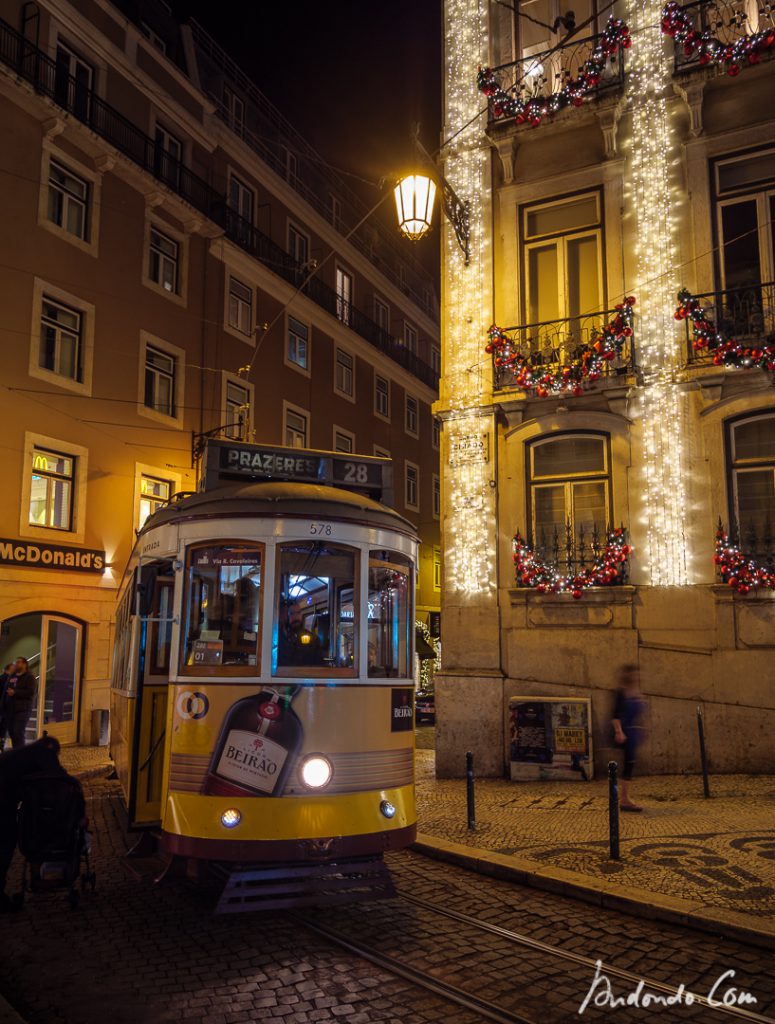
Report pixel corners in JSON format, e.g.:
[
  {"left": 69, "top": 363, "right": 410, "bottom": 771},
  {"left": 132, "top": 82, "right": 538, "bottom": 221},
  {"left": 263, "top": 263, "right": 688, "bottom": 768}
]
[
  {"left": 522, "top": 193, "right": 603, "bottom": 337},
  {"left": 334, "top": 429, "right": 354, "bottom": 453},
  {"left": 225, "top": 380, "right": 250, "bottom": 440},
  {"left": 154, "top": 124, "right": 182, "bottom": 189},
  {"left": 54, "top": 41, "right": 92, "bottom": 121},
  {"left": 285, "top": 406, "right": 308, "bottom": 448},
  {"left": 287, "top": 317, "right": 309, "bottom": 371},
  {"left": 328, "top": 193, "right": 342, "bottom": 230},
  {"left": 431, "top": 345, "right": 441, "bottom": 376},
  {"left": 47, "top": 160, "right": 88, "bottom": 240},
  {"left": 228, "top": 277, "right": 253, "bottom": 336},
  {"left": 432, "top": 416, "right": 441, "bottom": 450},
  {"left": 288, "top": 223, "right": 309, "bottom": 266},
  {"left": 403, "top": 322, "right": 418, "bottom": 355},
  {"left": 140, "top": 22, "right": 167, "bottom": 53},
  {"left": 138, "top": 475, "right": 171, "bottom": 530},
  {"left": 433, "top": 475, "right": 441, "bottom": 519},
  {"left": 29, "top": 448, "right": 74, "bottom": 530},
  {"left": 405, "top": 395, "right": 419, "bottom": 436},
  {"left": 405, "top": 461, "right": 419, "bottom": 510},
  {"left": 528, "top": 434, "right": 610, "bottom": 563},
  {"left": 729, "top": 413, "right": 775, "bottom": 556},
  {"left": 149, "top": 227, "right": 178, "bottom": 293},
  {"left": 275, "top": 542, "right": 358, "bottom": 675},
  {"left": 373, "top": 445, "right": 390, "bottom": 459},
  {"left": 433, "top": 546, "right": 441, "bottom": 590},
  {"left": 40, "top": 297, "right": 82, "bottom": 382},
  {"left": 182, "top": 543, "right": 264, "bottom": 675},
  {"left": 223, "top": 85, "right": 244, "bottom": 135},
  {"left": 374, "top": 296, "right": 390, "bottom": 336},
  {"left": 367, "top": 550, "right": 412, "bottom": 678},
  {"left": 229, "top": 173, "right": 254, "bottom": 227},
  {"left": 285, "top": 148, "right": 298, "bottom": 184},
  {"left": 715, "top": 150, "right": 775, "bottom": 335},
  {"left": 375, "top": 375, "right": 390, "bottom": 419},
  {"left": 336, "top": 267, "right": 353, "bottom": 325},
  {"left": 144, "top": 344, "right": 176, "bottom": 417},
  {"left": 335, "top": 348, "right": 354, "bottom": 397}
]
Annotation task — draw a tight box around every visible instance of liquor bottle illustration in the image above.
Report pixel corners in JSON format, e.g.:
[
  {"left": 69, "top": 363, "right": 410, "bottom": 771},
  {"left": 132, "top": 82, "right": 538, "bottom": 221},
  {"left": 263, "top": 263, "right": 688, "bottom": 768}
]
[{"left": 202, "top": 686, "right": 303, "bottom": 797}]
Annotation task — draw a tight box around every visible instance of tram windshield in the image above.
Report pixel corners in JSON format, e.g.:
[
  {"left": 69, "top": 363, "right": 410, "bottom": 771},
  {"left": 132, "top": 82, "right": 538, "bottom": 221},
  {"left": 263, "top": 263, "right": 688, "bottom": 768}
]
[
  {"left": 275, "top": 542, "right": 358, "bottom": 674},
  {"left": 367, "top": 551, "right": 411, "bottom": 678},
  {"left": 182, "top": 544, "right": 263, "bottom": 674}
]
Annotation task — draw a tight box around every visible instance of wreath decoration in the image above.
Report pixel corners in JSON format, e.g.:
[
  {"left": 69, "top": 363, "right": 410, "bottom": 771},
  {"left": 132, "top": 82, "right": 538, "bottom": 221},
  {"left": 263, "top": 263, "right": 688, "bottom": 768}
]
[
  {"left": 674, "top": 288, "right": 775, "bottom": 371},
  {"left": 661, "top": 0, "right": 775, "bottom": 75},
  {"left": 513, "top": 527, "right": 631, "bottom": 597}
]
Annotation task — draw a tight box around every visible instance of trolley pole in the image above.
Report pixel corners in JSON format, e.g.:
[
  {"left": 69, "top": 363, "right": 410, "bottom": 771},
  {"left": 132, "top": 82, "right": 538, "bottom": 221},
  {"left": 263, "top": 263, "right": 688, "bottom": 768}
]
[
  {"left": 697, "top": 706, "right": 711, "bottom": 799},
  {"left": 608, "top": 760, "right": 620, "bottom": 861},
  {"left": 466, "top": 751, "right": 476, "bottom": 830}
]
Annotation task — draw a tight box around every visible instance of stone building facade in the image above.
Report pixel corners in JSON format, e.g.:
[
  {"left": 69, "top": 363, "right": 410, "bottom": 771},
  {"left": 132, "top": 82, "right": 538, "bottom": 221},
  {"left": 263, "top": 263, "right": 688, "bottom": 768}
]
[
  {"left": 435, "top": 0, "right": 775, "bottom": 776},
  {"left": 0, "top": 0, "right": 440, "bottom": 743}
]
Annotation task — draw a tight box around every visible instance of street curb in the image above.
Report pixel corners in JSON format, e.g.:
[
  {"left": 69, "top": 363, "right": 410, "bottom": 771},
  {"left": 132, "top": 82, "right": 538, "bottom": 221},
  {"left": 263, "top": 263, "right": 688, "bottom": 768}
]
[
  {"left": 71, "top": 764, "right": 113, "bottom": 781},
  {"left": 0, "top": 992, "right": 28, "bottom": 1024},
  {"left": 413, "top": 833, "right": 775, "bottom": 952}
]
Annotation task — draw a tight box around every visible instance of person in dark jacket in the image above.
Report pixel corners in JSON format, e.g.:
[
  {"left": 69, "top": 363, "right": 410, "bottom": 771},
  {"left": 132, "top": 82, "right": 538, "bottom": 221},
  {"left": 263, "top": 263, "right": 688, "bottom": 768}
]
[
  {"left": 0, "top": 735, "right": 63, "bottom": 910},
  {"left": 612, "top": 664, "right": 648, "bottom": 812},
  {"left": 5, "top": 657, "right": 37, "bottom": 749},
  {"left": 0, "top": 663, "right": 14, "bottom": 752}
]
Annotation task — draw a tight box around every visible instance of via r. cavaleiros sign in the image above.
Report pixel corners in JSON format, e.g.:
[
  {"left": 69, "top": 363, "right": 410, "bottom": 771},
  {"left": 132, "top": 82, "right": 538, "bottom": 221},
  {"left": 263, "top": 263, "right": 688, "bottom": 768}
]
[{"left": 0, "top": 538, "right": 106, "bottom": 573}]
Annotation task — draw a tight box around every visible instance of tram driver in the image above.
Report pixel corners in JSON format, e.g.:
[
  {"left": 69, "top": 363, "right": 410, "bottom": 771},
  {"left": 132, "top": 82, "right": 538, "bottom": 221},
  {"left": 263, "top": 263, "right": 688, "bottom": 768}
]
[{"left": 278, "top": 600, "right": 323, "bottom": 668}]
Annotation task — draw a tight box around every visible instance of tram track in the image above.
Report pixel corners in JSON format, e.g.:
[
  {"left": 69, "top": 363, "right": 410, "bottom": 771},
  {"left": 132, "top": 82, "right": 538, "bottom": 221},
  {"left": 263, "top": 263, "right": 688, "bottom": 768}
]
[{"left": 293, "top": 889, "right": 775, "bottom": 1024}]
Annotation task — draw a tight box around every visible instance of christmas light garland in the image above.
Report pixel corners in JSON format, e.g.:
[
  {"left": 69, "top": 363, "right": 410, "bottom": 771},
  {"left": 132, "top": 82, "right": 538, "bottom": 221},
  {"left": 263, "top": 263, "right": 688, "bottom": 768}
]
[
  {"left": 486, "top": 298, "right": 635, "bottom": 397},
  {"left": 715, "top": 527, "right": 775, "bottom": 594},
  {"left": 674, "top": 288, "right": 775, "bottom": 370},
  {"left": 477, "top": 17, "right": 631, "bottom": 128},
  {"left": 415, "top": 618, "right": 440, "bottom": 690},
  {"left": 513, "top": 527, "right": 631, "bottom": 597},
  {"left": 661, "top": 0, "right": 775, "bottom": 75}
]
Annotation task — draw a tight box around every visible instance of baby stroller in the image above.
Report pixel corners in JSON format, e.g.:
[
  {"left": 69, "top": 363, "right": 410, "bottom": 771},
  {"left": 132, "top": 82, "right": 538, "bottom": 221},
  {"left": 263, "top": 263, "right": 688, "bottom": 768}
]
[{"left": 13, "top": 771, "right": 95, "bottom": 909}]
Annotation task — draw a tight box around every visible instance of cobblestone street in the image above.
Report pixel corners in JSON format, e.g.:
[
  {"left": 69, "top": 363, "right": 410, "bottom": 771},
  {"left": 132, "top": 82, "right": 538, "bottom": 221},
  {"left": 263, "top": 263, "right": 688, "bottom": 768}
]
[{"left": 3, "top": 770, "right": 775, "bottom": 1024}]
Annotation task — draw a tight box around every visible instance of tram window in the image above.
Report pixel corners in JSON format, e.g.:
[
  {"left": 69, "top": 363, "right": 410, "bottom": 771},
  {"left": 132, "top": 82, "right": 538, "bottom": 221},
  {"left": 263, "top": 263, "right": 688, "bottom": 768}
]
[
  {"left": 275, "top": 542, "right": 358, "bottom": 676},
  {"left": 368, "top": 551, "right": 412, "bottom": 678},
  {"left": 182, "top": 544, "right": 263, "bottom": 675},
  {"left": 148, "top": 578, "right": 174, "bottom": 675},
  {"left": 111, "top": 575, "right": 135, "bottom": 692}
]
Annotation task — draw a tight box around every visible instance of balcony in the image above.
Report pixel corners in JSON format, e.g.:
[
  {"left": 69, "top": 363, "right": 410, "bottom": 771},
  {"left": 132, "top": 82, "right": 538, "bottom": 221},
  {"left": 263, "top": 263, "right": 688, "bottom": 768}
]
[
  {"left": 484, "top": 31, "right": 625, "bottom": 126},
  {"left": 683, "top": 282, "right": 775, "bottom": 364},
  {"left": 670, "top": 0, "right": 775, "bottom": 73},
  {"left": 0, "top": 17, "right": 438, "bottom": 390},
  {"left": 491, "top": 308, "right": 636, "bottom": 393}
]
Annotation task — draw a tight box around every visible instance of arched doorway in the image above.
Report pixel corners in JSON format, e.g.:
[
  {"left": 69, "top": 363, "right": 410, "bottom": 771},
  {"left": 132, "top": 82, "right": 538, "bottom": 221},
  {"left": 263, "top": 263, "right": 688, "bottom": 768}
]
[{"left": 0, "top": 613, "right": 82, "bottom": 745}]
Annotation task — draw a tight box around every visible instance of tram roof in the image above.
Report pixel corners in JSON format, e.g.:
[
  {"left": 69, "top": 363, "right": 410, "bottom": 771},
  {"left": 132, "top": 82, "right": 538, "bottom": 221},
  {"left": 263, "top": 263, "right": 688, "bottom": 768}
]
[{"left": 140, "top": 481, "right": 417, "bottom": 536}]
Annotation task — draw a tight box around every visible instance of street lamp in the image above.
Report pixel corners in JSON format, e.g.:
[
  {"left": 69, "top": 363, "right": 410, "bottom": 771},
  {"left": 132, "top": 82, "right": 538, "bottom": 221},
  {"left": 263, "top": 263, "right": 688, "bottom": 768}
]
[{"left": 394, "top": 129, "right": 471, "bottom": 265}]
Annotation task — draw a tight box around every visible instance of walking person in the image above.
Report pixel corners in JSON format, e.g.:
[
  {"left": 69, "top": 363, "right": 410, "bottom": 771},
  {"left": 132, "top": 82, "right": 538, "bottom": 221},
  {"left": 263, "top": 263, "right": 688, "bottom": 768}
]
[
  {"left": 5, "top": 658, "right": 37, "bottom": 749},
  {"left": 0, "top": 663, "right": 14, "bottom": 752},
  {"left": 612, "top": 663, "right": 647, "bottom": 812}
]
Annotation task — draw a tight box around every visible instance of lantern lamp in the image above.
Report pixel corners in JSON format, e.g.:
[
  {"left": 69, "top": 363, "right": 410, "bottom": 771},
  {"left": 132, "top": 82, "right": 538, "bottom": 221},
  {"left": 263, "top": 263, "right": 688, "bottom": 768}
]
[{"left": 394, "top": 174, "right": 437, "bottom": 242}]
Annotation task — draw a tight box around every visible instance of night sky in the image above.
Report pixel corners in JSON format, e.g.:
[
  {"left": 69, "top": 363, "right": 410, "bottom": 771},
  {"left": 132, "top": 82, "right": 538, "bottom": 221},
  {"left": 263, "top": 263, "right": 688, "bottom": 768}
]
[{"left": 173, "top": 0, "right": 443, "bottom": 281}]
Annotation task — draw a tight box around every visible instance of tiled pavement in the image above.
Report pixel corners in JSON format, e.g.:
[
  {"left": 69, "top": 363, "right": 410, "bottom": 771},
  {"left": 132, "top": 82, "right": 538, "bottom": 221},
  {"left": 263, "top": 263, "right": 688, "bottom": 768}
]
[{"left": 57, "top": 742, "right": 775, "bottom": 946}]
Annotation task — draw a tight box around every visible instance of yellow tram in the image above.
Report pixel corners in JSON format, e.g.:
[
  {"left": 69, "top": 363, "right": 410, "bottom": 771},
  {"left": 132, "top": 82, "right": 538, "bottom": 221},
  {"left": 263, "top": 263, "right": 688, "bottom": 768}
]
[{"left": 110, "top": 442, "right": 418, "bottom": 901}]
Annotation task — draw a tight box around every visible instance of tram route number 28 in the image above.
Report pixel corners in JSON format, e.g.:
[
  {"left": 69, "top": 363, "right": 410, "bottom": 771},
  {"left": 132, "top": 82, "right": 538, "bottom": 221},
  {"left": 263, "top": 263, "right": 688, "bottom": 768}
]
[{"left": 342, "top": 462, "right": 370, "bottom": 484}]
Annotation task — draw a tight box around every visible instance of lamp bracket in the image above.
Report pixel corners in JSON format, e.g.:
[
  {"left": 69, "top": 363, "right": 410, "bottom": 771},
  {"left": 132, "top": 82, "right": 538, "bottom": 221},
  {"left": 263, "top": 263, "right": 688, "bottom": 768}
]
[{"left": 412, "top": 129, "right": 471, "bottom": 265}]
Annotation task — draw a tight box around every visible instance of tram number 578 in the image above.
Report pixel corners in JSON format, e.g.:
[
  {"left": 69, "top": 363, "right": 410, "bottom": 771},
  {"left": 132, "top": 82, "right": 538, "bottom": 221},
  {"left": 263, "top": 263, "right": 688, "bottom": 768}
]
[{"left": 309, "top": 523, "right": 333, "bottom": 536}]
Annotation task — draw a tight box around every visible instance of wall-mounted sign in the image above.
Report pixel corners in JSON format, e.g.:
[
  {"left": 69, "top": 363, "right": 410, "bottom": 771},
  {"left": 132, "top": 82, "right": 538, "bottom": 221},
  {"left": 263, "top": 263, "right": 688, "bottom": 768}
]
[
  {"left": 449, "top": 433, "right": 489, "bottom": 467},
  {"left": 0, "top": 538, "right": 106, "bottom": 573},
  {"left": 508, "top": 697, "right": 593, "bottom": 781}
]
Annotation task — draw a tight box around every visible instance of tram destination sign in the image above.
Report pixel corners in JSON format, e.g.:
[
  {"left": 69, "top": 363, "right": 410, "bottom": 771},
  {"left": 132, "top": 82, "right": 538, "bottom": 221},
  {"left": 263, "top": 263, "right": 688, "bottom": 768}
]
[
  {"left": 0, "top": 538, "right": 106, "bottom": 573},
  {"left": 202, "top": 440, "right": 392, "bottom": 504}
]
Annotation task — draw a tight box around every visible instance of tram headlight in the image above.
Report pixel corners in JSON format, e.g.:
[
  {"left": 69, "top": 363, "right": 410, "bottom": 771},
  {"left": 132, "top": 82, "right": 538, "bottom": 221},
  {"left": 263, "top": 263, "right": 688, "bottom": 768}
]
[
  {"left": 380, "top": 800, "right": 396, "bottom": 819},
  {"left": 221, "top": 808, "right": 242, "bottom": 828},
  {"left": 300, "top": 754, "right": 333, "bottom": 789}
]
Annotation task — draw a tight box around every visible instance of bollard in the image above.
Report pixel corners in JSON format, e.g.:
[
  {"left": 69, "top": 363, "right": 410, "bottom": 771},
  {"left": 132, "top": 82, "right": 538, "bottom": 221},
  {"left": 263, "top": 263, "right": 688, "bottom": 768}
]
[
  {"left": 608, "top": 760, "right": 620, "bottom": 861},
  {"left": 466, "top": 751, "right": 476, "bottom": 830},
  {"left": 697, "top": 706, "right": 711, "bottom": 799}
]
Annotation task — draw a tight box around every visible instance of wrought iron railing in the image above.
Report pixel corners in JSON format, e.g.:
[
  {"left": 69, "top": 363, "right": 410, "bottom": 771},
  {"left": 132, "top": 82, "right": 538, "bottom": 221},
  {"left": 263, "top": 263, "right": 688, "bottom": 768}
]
[
  {"left": 491, "top": 308, "right": 636, "bottom": 391},
  {"left": 722, "top": 516, "right": 775, "bottom": 567},
  {"left": 0, "top": 16, "right": 438, "bottom": 389},
  {"left": 684, "top": 282, "right": 775, "bottom": 363},
  {"left": 485, "top": 32, "right": 625, "bottom": 124},
  {"left": 672, "top": 0, "right": 775, "bottom": 71},
  {"left": 533, "top": 521, "right": 628, "bottom": 580}
]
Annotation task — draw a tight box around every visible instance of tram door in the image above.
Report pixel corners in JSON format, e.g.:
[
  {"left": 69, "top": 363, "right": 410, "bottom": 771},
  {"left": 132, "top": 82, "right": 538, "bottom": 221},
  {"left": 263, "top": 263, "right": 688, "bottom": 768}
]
[{"left": 131, "top": 571, "right": 174, "bottom": 826}]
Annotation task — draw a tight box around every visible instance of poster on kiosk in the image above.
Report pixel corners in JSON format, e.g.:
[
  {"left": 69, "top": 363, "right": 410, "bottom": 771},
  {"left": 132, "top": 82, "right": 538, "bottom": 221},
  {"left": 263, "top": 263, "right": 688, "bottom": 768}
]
[{"left": 508, "top": 697, "right": 593, "bottom": 781}]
